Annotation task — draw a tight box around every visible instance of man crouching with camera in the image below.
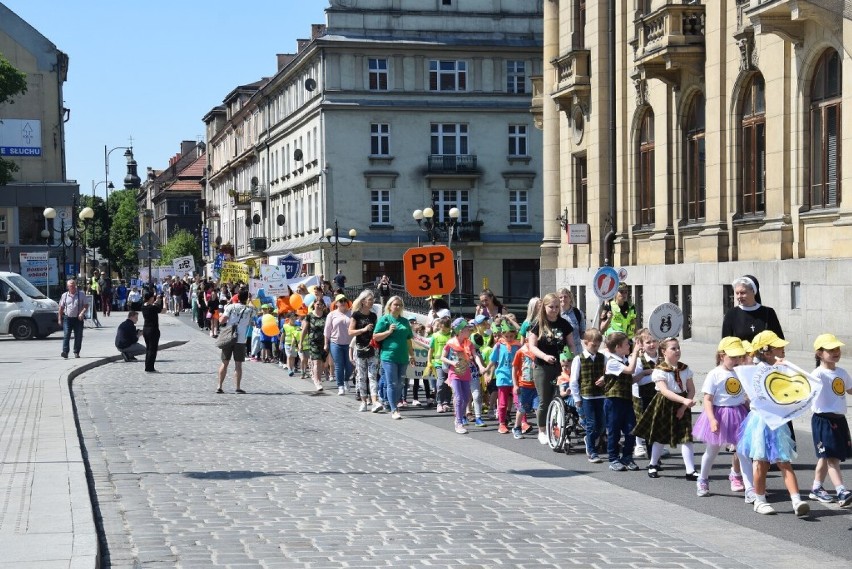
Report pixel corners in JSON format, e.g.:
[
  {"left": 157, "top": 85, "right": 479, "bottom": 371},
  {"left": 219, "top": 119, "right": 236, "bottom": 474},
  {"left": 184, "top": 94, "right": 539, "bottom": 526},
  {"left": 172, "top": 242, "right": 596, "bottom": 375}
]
[{"left": 115, "top": 311, "right": 145, "bottom": 362}]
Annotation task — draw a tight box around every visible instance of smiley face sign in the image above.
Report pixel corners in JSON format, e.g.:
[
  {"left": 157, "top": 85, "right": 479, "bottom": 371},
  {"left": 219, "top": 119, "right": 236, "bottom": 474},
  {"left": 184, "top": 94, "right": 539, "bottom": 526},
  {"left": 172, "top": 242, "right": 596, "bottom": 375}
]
[
  {"left": 725, "top": 376, "right": 743, "bottom": 396},
  {"left": 764, "top": 370, "right": 812, "bottom": 405},
  {"left": 832, "top": 377, "right": 846, "bottom": 396}
]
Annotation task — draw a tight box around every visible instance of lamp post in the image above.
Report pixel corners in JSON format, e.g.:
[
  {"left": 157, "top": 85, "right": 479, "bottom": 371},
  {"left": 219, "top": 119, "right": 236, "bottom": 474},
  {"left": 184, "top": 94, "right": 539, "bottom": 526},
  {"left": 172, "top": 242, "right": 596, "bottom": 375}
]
[
  {"left": 44, "top": 204, "right": 93, "bottom": 284},
  {"left": 78, "top": 206, "right": 95, "bottom": 279},
  {"left": 90, "top": 179, "right": 113, "bottom": 277},
  {"left": 105, "top": 145, "right": 133, "bottom": 277},
  {"left": 323, "top": 220, "right": 357, "bottom": 276},
  {"left": 412, "top": 206, "right": 460, "bottom": 305}
]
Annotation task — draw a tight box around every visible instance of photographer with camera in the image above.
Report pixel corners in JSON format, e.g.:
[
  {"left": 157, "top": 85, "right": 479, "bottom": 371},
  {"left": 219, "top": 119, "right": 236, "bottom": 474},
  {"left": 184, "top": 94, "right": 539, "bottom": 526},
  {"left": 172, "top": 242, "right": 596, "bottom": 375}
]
[{"left": 115, "top": 311, "right": 145, "bottom": 362}]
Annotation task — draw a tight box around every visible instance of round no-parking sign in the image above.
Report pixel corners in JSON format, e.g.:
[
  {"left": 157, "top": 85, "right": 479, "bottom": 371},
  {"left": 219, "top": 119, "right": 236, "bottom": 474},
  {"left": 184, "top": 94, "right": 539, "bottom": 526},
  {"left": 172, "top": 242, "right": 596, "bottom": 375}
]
[{"left": 592, "top": 266, "right": 620, "bottom": 301}]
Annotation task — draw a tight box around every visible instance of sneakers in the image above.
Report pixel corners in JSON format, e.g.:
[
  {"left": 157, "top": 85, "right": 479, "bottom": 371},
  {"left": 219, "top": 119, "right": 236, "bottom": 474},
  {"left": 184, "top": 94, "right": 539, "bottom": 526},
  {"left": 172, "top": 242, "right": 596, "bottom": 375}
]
[
  {"left": 498, "top": 424, "right": 509, "bottom": 434},
  {"left": 647, "top": 464, "right": 660, "bottom": 478},
  {"left": 697, "top": 479, "right": 710, "bottom": 497},
  {"left": 537, "top": 432, "right": 549, "bottom": 445},
  {"left": 288, "top": 369, "right": 295, "bottom": 377},
  {"left": 358, "top": 402, "right": 368, "bottom": 412},
  {"left": 391, "top": 411, "right": 402, "bottom": 420},
  {"left": 587, "top": 454, "right": 603, "bottom": 464},
  {"left": 792, "top": 497, "right": 810, "bottom": 517},
  {"left": 623, "top": 460, "right": 640, "bottom": 471},
  {"left": 745, "top": 489, "right": 758, "bottom": 504},
  {"left": 729, "top": 472, "right": 745, "bottom": 492},
  {"left": 684, "top": 471, "right": 700, "bottom": 481},
  {"left": 475, "top": 417, "right": 486, "bottom": 427},
  {"left": 411, "top": 399, "right": 422, "bottom": 407},
  {"left": 371, "top": 402, "right": 383, "bottom": 413},
  {"left": 461, "top": 417, "right": 469, "bottom": 426},
  {"left": 338, "top": 386, "right": 345, "bottom": 396},
  {"left": 512, "top": 427, "right": 523, "bottom": 439},
  {"left": 61, "top": 352, "right": 68, "bottom": 359},
  {"left": 521, "top": 422, "right": 534, "bottom": 435},
  {"left": 836, "top": 489, "right": 852, "bottom": 507},
  {"left": 633, "top": 445, "right": 647, "bottom": 459},
  {"left": 436, "top": 405, "right": 447, "bottom": 414},
  {"left": 809, "top": 486, "right": 836, "bottom": 503},
  {"left": 455, "top": 424, "right": 468, "bottom": 434},
  {"left": 609, "top": 461, "right": 627, "bottom": 472},
  {"left": 753, "top": 500, "right": 776, "bottom": 515},
  {"left": 315, "top": 383, "right": 324, "bottom": 392}
]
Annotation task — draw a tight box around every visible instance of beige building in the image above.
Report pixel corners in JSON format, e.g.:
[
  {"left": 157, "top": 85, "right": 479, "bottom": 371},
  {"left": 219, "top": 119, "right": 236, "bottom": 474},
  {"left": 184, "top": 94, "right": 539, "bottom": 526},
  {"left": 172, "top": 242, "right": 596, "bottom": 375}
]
[
  {"left": 537, "top": 0, "right": 851, "bottom": 350},
  {"left": 0, "top": 3, "right": 77, "bottom": 280},
  {"left": 203, "top": 0, "right": 544, "bottom": 306}
]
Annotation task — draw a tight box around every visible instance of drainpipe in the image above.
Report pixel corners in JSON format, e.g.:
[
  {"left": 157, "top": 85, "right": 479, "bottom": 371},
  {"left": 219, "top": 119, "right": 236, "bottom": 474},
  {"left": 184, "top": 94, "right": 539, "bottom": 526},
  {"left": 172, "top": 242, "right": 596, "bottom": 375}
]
[{"left": 603, "top": 0, "right": 617, "bottom": 267}]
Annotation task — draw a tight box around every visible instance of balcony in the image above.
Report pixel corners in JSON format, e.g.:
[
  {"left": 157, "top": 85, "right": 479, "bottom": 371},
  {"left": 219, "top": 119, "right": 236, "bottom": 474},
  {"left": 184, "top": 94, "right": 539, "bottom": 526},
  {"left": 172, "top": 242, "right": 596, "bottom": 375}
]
[
  {"left": 249, "top": 237, "right": 268, "bottom": 252},
  {"left": 205, "top": 204, "right": 220, "bottom": 219},
  {"left": 550, "top": 49, "right": 591, "bottom": 114},
  {"left": 249, "top": 184, "right": 267, "bottom": 202},
  {"left": 631, "top": 3, "right": 706, "bottom": 87},
  {"left": 743, "top": 0, "right": 839, "bottom": 45},
  {"left": 427, "top": 154, "right": 477, "bottom": 174},
  {"left": 230, "top": 191, "right": 252, "bottom": 210}
]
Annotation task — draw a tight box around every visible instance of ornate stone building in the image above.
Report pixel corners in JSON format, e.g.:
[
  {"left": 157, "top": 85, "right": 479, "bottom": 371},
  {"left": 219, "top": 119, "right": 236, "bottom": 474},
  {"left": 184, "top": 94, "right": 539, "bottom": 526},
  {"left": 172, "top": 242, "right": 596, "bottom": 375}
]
[{"left": 536, "top": 1, "right": 851, "bottom": 349}]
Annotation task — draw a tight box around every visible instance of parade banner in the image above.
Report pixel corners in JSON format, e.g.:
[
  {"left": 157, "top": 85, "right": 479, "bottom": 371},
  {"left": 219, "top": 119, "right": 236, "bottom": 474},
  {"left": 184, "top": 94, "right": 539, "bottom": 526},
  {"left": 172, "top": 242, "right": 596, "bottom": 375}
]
[
  {"left": 734, "top": 362, "right": 823, "bottom": 430},
  {"left": 411, "top": 333, "right": 431, "bottom": 380},
  {"left": 173, "top": 255, "right": 194, "bottom": 278},
  {"left": 19, "top": 251, "right": 53, "bottom": 286},
  {"left": 249, "top": 273, "right": 321, "bottom": 298},
  {"left": 219, "top": 261, "right": 250, "bottom": 284}
]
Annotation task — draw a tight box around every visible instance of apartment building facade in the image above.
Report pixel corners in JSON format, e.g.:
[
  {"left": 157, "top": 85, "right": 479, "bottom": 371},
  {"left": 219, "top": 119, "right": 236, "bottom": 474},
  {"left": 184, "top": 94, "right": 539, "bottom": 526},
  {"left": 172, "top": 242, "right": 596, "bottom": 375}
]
[
  {"left": 536, "top": 0, "right": 851, "bottom": 349},
  {"left": 203, "top": 0, "right": 544, "bottom": 302}
]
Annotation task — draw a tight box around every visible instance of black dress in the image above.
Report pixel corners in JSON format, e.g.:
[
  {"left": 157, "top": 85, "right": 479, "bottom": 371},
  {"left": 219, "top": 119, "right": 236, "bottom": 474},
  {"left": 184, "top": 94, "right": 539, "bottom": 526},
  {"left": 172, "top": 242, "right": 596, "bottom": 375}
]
[
  {"left": 721, "top": 304, "right": 784, "bottom": 342},
  {"left": 141, "top": 301, "right": 163, "bottom": 372}
]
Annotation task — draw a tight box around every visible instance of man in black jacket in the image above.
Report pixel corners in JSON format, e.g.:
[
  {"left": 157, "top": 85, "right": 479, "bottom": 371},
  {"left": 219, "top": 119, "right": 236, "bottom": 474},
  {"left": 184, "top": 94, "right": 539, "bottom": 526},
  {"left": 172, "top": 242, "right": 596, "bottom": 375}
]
[{"left": 115, "top": 311, "right": 145, "bottom": 362}]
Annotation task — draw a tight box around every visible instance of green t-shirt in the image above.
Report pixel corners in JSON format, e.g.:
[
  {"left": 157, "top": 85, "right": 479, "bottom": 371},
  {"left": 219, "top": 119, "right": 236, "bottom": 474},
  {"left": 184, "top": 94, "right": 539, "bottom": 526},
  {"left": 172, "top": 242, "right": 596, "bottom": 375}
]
[
  {"left": 429, "top": 330, "right": 452, "bottom": 367},
  {"left": 374, "top": 313, "right": 413, "bottom": 364}
]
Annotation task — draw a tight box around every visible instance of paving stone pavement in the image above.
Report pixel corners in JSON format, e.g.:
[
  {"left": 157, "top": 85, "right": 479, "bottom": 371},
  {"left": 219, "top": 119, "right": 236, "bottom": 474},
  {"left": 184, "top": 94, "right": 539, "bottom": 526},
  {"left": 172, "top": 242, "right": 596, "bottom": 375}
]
[{"left": 73, "top": 336, "right": 847, "bottom": 569}]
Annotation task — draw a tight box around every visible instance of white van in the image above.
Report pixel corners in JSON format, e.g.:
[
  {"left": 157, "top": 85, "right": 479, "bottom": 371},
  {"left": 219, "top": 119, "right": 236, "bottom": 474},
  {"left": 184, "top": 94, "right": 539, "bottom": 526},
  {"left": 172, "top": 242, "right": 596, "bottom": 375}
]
[{"left": 0, "top": 271, "right": 62, "bottom": 339}]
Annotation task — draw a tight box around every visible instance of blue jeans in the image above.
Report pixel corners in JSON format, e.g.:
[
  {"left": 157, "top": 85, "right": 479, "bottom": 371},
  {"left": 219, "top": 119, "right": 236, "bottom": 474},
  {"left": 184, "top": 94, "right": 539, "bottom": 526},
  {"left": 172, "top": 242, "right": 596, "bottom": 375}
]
[
  {"left": 605, "top": 397, "right": 636, "bottom": 463},
  {"left": 381, "top": 360, "right": 407, "bottom": 412},
  {"left": 330, "top": 343, "right": 353, "bottom": 388},
  {"left": 581, "top": 398, "right": 605, "bottom": 457},
  {"left": 62, "top": 317, "right": 84, "bottom": 355}
]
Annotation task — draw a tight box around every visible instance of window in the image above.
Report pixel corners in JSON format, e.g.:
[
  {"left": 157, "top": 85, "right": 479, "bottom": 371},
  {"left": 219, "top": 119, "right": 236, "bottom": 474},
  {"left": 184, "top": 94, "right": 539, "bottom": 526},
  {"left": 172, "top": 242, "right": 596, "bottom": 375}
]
[
  {"left": 574, "top": 154, "right": 588, "bottom": 224},
  {"left": 431, "top": 123, "right": 468, "bottom": 155},
  {"left": 508, "top": 125, "right": 528, "bottom": 156},
  {"left": 507, "top": 60, "right": 526, "bottom": 94},
  {"left": 809, "top": 49, "right": 842, "bottom": 209},
  {"left": 429, "top": 60, "right": 467, "bottom": 91},
  {"left": 442, "top": 0, "right": 452, "bottom": 5},
  {"left": 509, "top": 190, "right": 528, "bottom": 225},
  {"left": 368, "top": 58, "right": 389, "bottom": 91},
  {"left": 0, "top": 214, "right": 6, "bottom": 232},
  {"left": 573, "top": 0, "right": 587, "bottom": 50},
  {"left": 502, "top": 259, "right": 539, "bottom": 303},
  {"left": 684, "top": 93, "right": 706, "bottom": 222},
  {"left": 180, "top": 202, "right": 190, "bottom": 215},
  {"left": 741, "top": 74, "right": 766, "bottom": 216},
  {"left": 371, "top": 190, "right": 390, "bottom": 225},
  {"left": 431, "top": 189, "right": 469, "bottom": 221},
  {"left": 637, "top": 111, "right": 655, "bottom": 226},
  {"left": 370, "top": 123, "right": 390, "bottom": 156}
]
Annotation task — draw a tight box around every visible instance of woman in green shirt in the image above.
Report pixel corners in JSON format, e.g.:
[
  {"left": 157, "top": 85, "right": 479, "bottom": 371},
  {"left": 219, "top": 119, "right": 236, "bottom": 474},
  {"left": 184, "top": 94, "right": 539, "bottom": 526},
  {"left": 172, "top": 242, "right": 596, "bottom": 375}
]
[{"left": 373, "top": 296, "right": 415, "bottom": 420}]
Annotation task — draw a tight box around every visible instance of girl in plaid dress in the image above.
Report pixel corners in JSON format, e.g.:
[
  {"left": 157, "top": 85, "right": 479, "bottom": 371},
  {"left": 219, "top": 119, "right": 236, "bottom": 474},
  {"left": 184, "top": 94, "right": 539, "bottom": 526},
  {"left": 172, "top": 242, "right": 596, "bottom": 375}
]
[{"left": 632, "top": 337, "right": 698, "bottom": 479}]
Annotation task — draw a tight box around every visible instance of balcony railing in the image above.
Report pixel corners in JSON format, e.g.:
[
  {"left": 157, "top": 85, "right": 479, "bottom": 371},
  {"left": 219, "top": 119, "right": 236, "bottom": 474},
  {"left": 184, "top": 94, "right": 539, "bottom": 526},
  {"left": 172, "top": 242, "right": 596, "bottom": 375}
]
[
  {"left": 424, "top": 220, "right": 483, "bottom": 243},
  {"left": 632, "top": 3, "right": 705, "bottom": 86},
  {"left": 231, "top": 191, "right": 252, "bottom": 210},
  {"left": 427, "top": 154, "right": 477, "bottom": 174},
  {"left": 551, "top": 49, "right": 591, "bottom": 113},
  {"left": 205, "top": 204, "right": 220, "bottom": 219}
]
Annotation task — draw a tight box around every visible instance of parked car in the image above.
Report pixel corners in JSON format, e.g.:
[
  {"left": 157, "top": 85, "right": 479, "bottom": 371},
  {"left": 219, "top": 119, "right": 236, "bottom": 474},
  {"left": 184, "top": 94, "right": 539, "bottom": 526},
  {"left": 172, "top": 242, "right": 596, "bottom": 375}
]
[{"left": 0, "top": 272, "right": 62, "bottom": 339}]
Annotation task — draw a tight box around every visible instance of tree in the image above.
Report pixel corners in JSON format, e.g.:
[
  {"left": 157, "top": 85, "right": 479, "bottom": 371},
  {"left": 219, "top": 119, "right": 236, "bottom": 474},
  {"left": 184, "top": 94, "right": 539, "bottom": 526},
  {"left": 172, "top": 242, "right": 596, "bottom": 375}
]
[
  {"left": 107, "top": 190, "right": 142, "bottom": 278},
  {"left": 0, "top": 54, "right": 28, "bottom": 185},
  {"left": 160, "top": 228, "right": 201, "bottom": 268}
]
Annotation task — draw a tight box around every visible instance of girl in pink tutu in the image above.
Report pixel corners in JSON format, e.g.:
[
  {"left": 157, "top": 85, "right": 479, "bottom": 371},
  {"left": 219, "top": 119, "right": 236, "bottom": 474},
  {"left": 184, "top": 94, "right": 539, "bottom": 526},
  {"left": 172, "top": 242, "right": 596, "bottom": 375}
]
[{"left": 693, "top": 338, "right": 753, "bottom": 499}]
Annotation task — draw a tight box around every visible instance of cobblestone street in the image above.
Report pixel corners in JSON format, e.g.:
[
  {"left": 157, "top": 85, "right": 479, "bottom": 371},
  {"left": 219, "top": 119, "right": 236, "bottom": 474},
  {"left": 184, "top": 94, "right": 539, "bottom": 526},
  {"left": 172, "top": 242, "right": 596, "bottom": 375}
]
[{"left": 70, "top": 336, "right": 847, "bottom": 569}]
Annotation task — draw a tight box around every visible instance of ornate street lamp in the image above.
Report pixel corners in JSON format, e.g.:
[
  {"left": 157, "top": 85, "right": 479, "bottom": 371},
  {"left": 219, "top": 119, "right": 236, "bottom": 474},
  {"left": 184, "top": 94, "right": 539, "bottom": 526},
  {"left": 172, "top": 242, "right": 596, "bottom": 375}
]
[
  {"left": 323, "top": 220, "right": 357, "bottom": 276},
  {"left": 412, "top": 206, "right": 460, "bottom": 306}
]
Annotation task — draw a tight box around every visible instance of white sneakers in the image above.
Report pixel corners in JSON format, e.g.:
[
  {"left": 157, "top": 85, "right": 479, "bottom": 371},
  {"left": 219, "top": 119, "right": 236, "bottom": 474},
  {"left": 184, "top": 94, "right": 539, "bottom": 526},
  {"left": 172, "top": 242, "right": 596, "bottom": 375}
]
[
  {"left": 792, "top": 497, "right": 810, "bottom": 517},
  {"left": 537, "top": 432, "right": 549, "bottom": 445},
  {"left": 358, "top": 402, "right": 368, "bottom": 412},
  {"left": 753, "top": 499, "right": 776, "bottom": 515},
  {"left": 633, "top": 445, "right": 647, "bottom": 458},
  {"left": 338, "top": 386, "right": 345, "bottom": 396}
]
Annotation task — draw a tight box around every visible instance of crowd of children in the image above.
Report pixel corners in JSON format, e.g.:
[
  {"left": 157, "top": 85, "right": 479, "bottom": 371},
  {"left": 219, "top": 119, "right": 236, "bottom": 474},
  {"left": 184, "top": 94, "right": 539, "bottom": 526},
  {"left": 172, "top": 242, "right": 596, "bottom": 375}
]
[{"left": 230, "top": 286, "right": 852, "bottom": 518}]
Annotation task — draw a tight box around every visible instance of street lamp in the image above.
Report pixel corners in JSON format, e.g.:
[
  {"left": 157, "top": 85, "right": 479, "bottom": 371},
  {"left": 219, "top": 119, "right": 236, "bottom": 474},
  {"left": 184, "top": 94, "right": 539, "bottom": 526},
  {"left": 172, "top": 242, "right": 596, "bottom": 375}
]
[
  {"left": 43, "top": 204, "right": 93, "bottom": 283},
  {"left": 412, "top": 206, "right": 460, "bottom": 306},
  {"left": 323, "top": 220, "right": 357, "bottom": 276},
  {"left": 105, "top": 145, "right": 135, "bottom": 277},
  {"left": 41, "top": 209, "right": 72, "bottom": 298}
]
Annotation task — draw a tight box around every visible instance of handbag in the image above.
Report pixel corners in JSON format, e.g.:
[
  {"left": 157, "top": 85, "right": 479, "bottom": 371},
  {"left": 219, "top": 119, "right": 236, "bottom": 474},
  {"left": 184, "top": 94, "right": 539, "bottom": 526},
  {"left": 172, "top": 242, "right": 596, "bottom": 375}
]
[{"left": 215, "top": 306, "right": 247, "bottom": 349}]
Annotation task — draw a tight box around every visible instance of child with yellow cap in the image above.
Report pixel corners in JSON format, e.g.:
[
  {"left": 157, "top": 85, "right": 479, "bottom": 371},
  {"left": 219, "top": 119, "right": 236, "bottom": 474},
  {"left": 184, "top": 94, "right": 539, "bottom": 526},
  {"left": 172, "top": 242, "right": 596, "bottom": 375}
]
[{"left": 808, "top": 333, "right": 852, "bottom": 507}]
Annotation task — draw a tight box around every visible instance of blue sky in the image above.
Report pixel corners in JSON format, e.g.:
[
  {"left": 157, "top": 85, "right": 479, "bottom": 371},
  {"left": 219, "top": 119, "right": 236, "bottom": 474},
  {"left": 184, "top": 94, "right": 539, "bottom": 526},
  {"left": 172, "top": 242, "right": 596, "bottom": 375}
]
[{"left": 3, "top": 0, "right": 327, "bottom": 198}]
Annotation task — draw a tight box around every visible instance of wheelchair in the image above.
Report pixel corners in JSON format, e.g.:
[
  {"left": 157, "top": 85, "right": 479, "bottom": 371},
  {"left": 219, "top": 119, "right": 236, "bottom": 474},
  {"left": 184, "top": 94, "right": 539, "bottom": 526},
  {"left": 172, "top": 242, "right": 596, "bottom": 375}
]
[{"left": 545, "top": 392, "right": 584, "bottom": 453}]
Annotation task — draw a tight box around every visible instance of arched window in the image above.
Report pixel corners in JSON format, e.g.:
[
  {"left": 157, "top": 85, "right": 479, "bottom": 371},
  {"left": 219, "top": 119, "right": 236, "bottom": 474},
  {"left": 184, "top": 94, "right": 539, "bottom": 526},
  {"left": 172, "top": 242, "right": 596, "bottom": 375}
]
[
  {"left": 809, "top": 50, "right": 841, "bottom": 209},
  {"left": 637, "top": 111, "right": 655, "bottom": 227},
  {"left": 741, "top": 74, "right": 766, "bottom": 216},
  {"left": 684, "top": 93, "right": 706, "bottom": 221}
]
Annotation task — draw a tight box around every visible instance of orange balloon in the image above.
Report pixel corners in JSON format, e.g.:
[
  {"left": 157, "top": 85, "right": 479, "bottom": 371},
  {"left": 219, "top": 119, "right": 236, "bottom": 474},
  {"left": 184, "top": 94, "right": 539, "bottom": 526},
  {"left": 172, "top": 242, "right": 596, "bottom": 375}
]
[
  {"left": 289, "top": 293, "right": 304, "bottom": 309},
  {"left": 277, "top": 297, "right": 291, "bottom": 314}
]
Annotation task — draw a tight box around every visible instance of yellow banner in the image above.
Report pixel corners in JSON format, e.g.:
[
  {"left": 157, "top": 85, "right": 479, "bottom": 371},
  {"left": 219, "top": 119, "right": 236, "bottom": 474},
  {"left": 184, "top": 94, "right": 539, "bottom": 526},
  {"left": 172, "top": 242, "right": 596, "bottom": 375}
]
[{"left": 219, "top": 261, "right": 249, "bottom": 284}]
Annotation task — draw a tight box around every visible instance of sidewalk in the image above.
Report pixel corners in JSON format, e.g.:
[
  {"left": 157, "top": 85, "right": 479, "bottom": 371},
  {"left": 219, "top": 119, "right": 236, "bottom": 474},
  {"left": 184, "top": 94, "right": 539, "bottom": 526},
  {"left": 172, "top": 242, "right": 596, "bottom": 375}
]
[{"left": 0, "top": 312, "right": 187, "bottom": 569}]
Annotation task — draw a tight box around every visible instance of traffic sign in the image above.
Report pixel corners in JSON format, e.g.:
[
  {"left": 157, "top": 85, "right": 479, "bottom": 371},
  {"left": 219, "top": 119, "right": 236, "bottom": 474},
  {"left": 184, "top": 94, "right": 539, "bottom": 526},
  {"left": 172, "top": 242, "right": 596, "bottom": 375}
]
[
  {"left": 137, "top": 249, "right": 162, "bottom": 260},
  {"left": 139, "top": 230, "right": 160, "bottom": 249},
  {"left": 278, "top": 253, "right": 301, "bottom": 279},
  {"left": 592, "top": 266, "right": 620, "bottom": 301},
  {"left": 648, "top": 302, "right": 684, "bottom": 340},
  {"left": 402, "top": 245, "right": 455, "bottom": 297}
]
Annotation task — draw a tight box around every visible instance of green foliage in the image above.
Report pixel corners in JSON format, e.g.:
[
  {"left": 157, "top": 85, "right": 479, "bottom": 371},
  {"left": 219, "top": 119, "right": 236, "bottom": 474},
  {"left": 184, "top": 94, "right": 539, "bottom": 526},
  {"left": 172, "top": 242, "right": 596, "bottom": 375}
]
[
  {"left": 160, "top": 228, "right": 201, "bottom": 267},
  {"left": 0, "top": 54, "right": 28, "bottom": 185},
  {"left": 107, "top": 190, "right": 142, "bottom": 278}
]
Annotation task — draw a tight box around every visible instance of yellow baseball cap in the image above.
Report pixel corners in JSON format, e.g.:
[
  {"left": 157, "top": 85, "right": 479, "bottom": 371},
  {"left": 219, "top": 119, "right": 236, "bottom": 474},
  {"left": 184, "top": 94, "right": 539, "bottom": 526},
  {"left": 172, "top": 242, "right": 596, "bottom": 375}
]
[
  {"left": 717, "top": 337, "right": 747, "bottom": 357},
  {"left": 813, "top": 333, "right": 844, "bottom": 351},
  {"left": 750, "top": 330, "right": 789, "bottom": 351}
]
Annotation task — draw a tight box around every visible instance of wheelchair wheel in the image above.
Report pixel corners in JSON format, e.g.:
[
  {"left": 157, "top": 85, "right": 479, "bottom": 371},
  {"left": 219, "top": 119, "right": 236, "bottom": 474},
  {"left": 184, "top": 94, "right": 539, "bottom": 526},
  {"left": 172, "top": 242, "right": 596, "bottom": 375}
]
[
  {"left": 546, "top": 399, "right": 567, "bottom": 451},
  {"left": 562, "top": 407, "right": 580, "bottom": 453}
]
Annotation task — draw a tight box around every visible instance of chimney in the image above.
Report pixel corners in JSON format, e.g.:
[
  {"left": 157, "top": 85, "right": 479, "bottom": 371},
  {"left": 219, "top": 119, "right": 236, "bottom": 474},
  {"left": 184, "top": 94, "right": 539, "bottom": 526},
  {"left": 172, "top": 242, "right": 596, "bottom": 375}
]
[
  {"left": 297, "top": 38, "right": 310, "bottom": 52},
  {"left": 276, "top": 53, "right": 296, "bottom": 71},
  {"left": 311, "top": 24, "right": 326, "bottom": 39},
  {"left": 181, "top": 140, "right": 196, "bottom": 156}
]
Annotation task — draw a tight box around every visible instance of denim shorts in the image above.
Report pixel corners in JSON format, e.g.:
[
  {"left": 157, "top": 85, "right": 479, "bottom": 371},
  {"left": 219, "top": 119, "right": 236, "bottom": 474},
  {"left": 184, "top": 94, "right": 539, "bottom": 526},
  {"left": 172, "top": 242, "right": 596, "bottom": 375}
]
[{"left": 516, "top": 386, "right": 538, "bottom": 414}]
